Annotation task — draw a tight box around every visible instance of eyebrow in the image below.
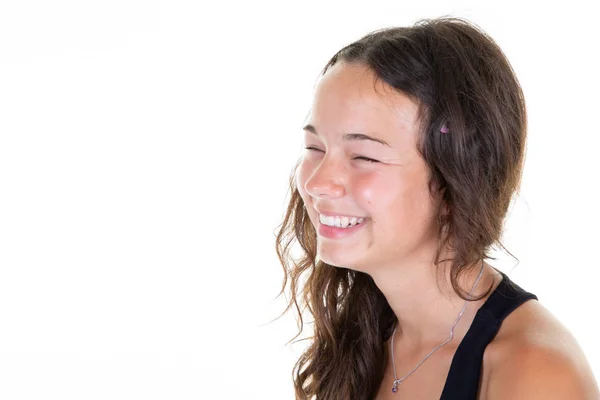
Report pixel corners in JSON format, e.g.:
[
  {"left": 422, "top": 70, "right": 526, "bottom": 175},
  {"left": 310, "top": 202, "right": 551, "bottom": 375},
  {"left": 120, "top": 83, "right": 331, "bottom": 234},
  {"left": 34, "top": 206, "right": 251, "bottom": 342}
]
[{"left": 302, "top": 124, "right": 392, "bottom": 148}]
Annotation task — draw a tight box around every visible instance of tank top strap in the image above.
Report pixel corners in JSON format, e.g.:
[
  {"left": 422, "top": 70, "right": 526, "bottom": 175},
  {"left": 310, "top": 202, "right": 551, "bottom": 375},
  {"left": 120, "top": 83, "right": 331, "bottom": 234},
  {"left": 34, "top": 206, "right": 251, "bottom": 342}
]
[{"left": 439, "top": 270, "right": 538, "bottom": 400}]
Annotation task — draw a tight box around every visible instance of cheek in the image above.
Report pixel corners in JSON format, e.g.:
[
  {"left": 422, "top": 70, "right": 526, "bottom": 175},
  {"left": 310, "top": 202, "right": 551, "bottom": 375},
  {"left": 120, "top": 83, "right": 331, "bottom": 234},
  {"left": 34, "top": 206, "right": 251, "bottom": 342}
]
[
  {"left": 352, "top": 169, "right": 401, "bottom": 208},
  {"left": 348, "top": 173, "right": 400, "bottom": 235},
  {"left": 295, "top": 159, "right": 312, "bottom": 201},
  {"left": 357, "top": 169, "right": 435, "bottom": 223},
  {"left": 295, "top": 160, "right": 323, "bottom": 229}
]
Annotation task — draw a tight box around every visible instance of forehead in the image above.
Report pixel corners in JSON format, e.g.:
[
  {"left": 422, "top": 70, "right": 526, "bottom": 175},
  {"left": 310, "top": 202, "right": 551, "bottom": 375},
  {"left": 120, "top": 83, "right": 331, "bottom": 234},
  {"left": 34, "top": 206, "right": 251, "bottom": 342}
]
[{"left": 309, "top": 62, "right": 421, "bottom": 141}]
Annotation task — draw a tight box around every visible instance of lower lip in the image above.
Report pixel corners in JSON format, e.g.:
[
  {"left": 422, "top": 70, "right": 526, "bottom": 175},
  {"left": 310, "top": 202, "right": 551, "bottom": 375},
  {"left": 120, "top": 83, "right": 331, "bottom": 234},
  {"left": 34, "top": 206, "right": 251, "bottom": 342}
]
[{"left": 318, "top": 219, "right": 368, "bottom": 239}]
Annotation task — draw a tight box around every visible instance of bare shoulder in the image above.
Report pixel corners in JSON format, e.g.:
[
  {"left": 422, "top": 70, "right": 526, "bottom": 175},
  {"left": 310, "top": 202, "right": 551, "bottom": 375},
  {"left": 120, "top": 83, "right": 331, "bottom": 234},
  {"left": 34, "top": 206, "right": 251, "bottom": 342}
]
[{"left": 483, "top": 299, "right": 600, "bottom": 399}]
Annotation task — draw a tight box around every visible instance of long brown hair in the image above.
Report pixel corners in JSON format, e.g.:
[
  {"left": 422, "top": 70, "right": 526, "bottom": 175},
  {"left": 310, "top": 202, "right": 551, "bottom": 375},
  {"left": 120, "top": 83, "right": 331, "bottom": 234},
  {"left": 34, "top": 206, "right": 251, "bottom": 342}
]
[{"left": 275, "top": 16, "right": 527, "bottom": 399}]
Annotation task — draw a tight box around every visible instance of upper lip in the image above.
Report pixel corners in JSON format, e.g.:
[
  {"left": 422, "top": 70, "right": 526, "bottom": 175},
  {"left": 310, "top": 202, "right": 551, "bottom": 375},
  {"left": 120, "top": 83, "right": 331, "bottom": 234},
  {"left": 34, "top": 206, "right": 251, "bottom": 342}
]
[{"left": 315, "top": 209, "right": 366, "bottom": 218}]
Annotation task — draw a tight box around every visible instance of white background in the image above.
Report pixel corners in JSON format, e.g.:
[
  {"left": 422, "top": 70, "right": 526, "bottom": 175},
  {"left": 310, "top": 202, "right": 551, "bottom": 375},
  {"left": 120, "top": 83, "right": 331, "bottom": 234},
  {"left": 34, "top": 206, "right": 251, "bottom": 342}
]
[{"left": 0, "top": 1, "right": 598, "bottom": 399}]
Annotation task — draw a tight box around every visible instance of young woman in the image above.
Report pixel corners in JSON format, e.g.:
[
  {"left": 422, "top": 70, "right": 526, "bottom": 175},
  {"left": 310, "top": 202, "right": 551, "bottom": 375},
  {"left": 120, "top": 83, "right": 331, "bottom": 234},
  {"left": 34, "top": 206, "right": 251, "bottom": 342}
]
[{"left": 275, "top": 17, "right": 599, "bottom": 399}]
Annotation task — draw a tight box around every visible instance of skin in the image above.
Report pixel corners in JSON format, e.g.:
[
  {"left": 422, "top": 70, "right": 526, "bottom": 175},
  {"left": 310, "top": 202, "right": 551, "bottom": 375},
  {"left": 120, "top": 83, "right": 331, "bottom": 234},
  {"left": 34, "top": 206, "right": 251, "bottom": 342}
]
[
  {"left": 295, "top": 61, "right": 599, "bottom": 399},
  {"left": 296, "top": 60, "right": 499, "bottom": 346}
]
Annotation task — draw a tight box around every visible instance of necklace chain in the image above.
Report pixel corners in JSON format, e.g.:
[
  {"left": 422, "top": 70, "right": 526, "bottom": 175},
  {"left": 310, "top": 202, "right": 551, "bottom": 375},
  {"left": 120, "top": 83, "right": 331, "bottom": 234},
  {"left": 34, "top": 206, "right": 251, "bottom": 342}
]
[{"left": 390, "top": 260, "right": 485, "bottom": 394}]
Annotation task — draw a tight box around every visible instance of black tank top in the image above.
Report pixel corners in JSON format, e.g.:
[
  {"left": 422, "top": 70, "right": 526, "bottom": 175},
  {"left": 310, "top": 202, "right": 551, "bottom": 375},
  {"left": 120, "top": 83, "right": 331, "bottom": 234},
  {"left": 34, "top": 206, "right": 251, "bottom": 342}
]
[{"left": 439, "top": 269, "right": 538, "bottom": 399}]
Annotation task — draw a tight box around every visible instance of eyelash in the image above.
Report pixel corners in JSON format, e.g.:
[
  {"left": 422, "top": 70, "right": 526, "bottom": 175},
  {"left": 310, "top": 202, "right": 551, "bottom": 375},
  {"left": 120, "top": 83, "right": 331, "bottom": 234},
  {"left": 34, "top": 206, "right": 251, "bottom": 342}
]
[{"left": 304, "top": 146, "right": 380, "bottom": 163}]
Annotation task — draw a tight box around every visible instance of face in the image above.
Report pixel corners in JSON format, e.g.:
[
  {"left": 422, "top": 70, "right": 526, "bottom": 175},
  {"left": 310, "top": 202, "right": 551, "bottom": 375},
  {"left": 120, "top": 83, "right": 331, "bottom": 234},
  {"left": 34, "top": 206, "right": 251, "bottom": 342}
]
[{"left": 296, "top": 61, "right": 443, "bottom": 273}]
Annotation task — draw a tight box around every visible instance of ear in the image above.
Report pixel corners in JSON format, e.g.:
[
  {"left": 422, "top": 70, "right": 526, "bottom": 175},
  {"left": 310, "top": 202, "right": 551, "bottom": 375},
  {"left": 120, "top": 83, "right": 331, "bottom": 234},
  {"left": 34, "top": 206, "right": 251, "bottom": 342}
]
[
  {"left": 430, "top": 177, "right": 449, "bottom": 222},
  {"left": 437, "top": 190, "right": 452, "bottom": 230},
  {"left": 434, "top": 186, "right": 448, "bottom": 213}
]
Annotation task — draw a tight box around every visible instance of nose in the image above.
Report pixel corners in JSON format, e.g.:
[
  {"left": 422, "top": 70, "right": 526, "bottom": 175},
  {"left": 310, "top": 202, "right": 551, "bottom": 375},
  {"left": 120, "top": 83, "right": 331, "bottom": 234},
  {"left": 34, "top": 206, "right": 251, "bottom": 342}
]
[{"left": 303, "top": 157, "right": 346, "bottom": 199}]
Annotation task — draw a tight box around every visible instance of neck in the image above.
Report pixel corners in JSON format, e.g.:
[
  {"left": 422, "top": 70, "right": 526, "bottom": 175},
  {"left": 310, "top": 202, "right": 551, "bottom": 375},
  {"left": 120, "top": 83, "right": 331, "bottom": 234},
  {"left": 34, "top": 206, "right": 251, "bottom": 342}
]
[{"left": 369, "top": 250, "right": 500, "bottom": 349}]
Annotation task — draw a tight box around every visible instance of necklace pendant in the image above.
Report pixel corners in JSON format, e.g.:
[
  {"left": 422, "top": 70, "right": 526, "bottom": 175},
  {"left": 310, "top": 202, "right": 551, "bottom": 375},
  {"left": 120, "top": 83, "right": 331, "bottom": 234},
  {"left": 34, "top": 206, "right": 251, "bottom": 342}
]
[{"left": 391, "top": 381, "right": 399, "bottom": 393}]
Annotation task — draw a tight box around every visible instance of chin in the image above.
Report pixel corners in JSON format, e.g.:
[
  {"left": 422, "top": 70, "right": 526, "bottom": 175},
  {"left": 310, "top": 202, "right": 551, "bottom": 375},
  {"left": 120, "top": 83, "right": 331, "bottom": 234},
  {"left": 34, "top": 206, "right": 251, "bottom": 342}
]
[{"left": 316, "top": 244, "right": 370, "bottom": 274}]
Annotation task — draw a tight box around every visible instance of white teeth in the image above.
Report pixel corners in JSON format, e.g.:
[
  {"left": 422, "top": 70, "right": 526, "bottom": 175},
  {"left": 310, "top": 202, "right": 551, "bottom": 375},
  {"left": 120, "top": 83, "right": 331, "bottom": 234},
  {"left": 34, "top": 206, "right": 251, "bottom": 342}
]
[
  {"left": 319, "top": 214, "right": 365, "bottom": 228},
  {"left": 341, "top": 216, "right": 349, "bottom": 228}
]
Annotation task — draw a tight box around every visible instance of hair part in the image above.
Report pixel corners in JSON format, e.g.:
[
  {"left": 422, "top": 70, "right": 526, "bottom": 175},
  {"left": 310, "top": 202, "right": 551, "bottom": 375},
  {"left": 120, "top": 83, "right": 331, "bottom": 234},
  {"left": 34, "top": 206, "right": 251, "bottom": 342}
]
[{"left": 275, "top": 16, "right": 527, "bottom": 399}]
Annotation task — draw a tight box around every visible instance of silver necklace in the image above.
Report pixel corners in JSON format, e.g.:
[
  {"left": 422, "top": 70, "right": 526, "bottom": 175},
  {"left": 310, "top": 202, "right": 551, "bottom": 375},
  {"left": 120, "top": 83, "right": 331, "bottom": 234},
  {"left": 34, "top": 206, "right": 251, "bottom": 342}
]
[{"left": 390, "top": 260, "right": 485, "bottom": 394}]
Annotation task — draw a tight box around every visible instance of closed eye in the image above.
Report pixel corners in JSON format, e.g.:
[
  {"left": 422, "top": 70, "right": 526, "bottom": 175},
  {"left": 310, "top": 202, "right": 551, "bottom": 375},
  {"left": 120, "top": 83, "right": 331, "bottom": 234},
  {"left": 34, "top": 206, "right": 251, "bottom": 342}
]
[
  {"left": 304, "top": 146, "right": 380, "bottom": 163},
  {"left": 354, "top": 156, "right": 379, "bottom": 163}
]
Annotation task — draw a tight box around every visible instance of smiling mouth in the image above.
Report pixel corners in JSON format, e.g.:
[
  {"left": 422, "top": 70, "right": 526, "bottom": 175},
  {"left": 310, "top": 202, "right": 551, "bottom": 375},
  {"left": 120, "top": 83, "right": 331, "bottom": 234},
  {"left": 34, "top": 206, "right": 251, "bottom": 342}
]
[
  {"left": 317, "top": 214, "right": 367, "bottom": 228},
  {"left": 319, "top": 218, "right": 367, "bottom": 229},
  {"left": 317, "top": 218, "right": 368, "bottom": 239}
]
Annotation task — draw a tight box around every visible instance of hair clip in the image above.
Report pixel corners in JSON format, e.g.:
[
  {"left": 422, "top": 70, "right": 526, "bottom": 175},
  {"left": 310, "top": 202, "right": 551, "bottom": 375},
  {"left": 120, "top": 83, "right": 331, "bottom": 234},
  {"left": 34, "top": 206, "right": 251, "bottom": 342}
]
[{"left": 440, "top": 123, "right": 449, "bottom": 134}]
